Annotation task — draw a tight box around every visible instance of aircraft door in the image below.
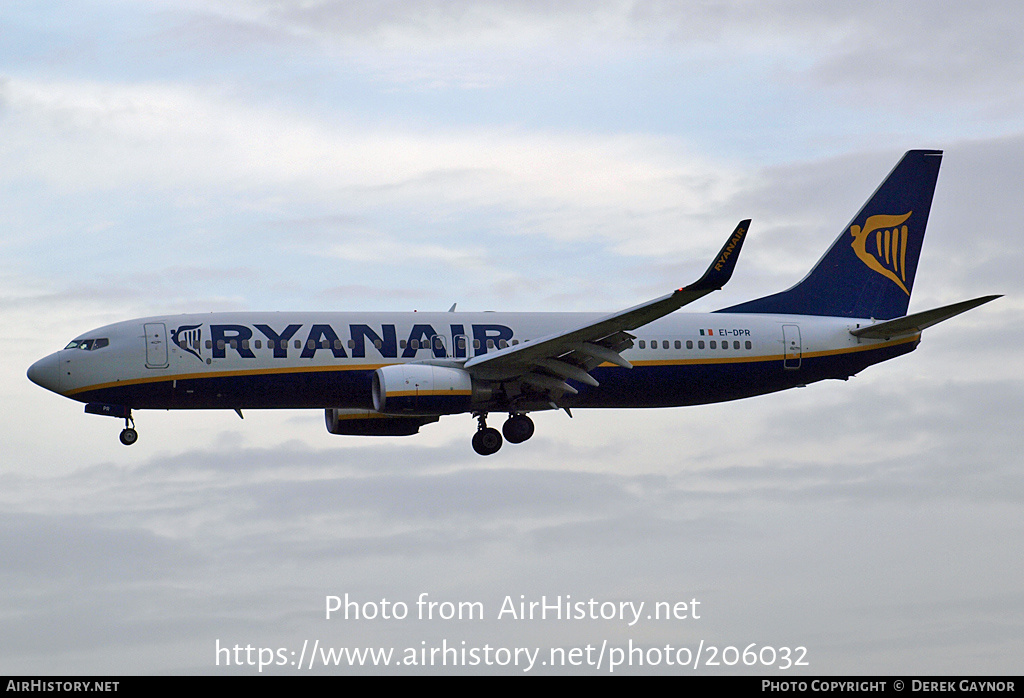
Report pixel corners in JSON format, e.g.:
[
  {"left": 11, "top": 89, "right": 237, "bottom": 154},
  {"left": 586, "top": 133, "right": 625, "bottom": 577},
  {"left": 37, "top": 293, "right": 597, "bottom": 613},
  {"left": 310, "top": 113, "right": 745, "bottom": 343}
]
[
  {"left": 145, "top": 323, "right": 169, "bottom": 369},
  {"left": 782, "top": 324, "right": 801, "bottom": 370},
  {"left": 430, "top": 333, "right": 449, "bottom": 359}
]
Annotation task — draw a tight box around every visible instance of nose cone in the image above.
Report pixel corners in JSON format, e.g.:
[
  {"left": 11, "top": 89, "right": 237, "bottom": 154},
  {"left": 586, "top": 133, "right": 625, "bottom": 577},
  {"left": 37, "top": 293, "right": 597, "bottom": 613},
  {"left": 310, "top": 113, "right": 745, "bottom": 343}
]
[{"left": 28, "top": 352, "right": 62, "bottom": 394}]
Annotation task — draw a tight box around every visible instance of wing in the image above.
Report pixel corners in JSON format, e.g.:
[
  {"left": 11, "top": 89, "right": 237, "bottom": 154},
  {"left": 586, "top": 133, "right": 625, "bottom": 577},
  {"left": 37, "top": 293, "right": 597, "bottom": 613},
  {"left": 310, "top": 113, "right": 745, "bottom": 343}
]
[{"left": 462, "top": 221, "right": 751, "bottom": 396}]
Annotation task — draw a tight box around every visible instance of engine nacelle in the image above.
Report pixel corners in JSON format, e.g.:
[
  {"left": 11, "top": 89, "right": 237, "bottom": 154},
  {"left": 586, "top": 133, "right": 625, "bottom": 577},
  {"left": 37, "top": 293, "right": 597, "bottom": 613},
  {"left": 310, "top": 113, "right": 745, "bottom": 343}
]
[
  {"left": 325, "top": 408, "right": 439, "bottom": 436},
  {"left": 373, "top": 364, "right": 486, "bottom": 416}
]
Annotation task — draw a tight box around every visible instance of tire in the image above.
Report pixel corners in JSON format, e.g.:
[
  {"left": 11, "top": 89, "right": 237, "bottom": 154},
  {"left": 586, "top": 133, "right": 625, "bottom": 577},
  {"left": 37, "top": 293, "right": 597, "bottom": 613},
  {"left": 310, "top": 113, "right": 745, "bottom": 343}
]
[
  {"left": 119, "top": 428, "right": 138, "bottom": 446},
  {"left": 472, "top": 427, "right": 503, "bottom": 455},
  {"left": 502, "top": 414, "right": 535, "bottom": 444}
]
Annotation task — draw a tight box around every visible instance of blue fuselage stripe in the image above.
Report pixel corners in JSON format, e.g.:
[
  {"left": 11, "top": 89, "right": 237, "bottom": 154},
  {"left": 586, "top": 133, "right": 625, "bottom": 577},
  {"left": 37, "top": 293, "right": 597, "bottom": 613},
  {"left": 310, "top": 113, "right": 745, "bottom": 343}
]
[{"left": 69, "top": 340, "right": 917, "bottom": 410}]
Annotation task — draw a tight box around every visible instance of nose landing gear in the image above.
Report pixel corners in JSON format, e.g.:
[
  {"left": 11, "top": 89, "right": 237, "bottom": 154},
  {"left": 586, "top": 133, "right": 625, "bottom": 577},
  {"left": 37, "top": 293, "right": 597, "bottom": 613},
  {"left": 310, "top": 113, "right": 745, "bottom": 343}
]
[
  {"left": 119, "top": 413, "right": 138, "bottom": 446},
  {"left": 84, "top": 403, "right": 138, "bottom": 446}
]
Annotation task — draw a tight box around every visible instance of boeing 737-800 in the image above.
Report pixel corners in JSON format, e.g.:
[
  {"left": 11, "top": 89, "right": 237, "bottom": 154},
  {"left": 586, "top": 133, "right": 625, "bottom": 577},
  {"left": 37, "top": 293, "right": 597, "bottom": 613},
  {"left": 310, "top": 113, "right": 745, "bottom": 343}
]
[{"left": 28, "top": 150, "right": 998, "bottom": 455}]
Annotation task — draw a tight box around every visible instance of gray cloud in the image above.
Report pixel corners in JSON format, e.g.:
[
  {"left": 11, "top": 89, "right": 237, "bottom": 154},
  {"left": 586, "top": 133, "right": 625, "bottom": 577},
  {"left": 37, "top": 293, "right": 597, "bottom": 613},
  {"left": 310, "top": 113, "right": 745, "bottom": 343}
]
[{"left": 4, "top": 0, "right": 1023, "bottom": 675}]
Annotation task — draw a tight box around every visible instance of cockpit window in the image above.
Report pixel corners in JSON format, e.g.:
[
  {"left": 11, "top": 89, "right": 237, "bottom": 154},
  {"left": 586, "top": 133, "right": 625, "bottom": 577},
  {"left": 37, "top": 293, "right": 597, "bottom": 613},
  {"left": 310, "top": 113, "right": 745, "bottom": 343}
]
[{"left": 64, "top": 338, "right": 109, "bottom": 351}]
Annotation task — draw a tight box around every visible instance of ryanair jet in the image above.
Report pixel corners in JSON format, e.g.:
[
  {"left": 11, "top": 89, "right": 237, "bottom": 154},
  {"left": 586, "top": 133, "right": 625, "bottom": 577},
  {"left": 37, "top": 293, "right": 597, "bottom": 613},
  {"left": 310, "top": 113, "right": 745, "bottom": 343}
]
[{"left": 28, "top": 150, "right": 998, "bottom": 455}]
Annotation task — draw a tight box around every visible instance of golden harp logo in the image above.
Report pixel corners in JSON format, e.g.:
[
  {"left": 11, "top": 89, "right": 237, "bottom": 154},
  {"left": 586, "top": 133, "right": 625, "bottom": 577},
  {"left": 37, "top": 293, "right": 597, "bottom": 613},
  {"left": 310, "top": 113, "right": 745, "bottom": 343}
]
[{"left": 849, "top": 212, "right": 913, "bottom": 295}]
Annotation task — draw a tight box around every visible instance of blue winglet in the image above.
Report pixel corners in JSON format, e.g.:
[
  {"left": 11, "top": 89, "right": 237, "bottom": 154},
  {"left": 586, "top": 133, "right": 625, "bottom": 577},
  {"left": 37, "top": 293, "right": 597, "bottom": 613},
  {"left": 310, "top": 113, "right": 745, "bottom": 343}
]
[{"left": 683, "top": 219, "right": 750, "bottom": 292}]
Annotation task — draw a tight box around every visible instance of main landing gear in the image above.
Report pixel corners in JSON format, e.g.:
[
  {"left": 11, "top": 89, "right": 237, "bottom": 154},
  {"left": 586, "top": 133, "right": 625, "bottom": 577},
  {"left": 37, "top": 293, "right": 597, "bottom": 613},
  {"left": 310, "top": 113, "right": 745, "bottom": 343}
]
[
  {"left": 502, "top": 413, "right": 535, "bottom": 444},
  {"left": 471, "top": 412, "right": 535, "bottom": 456}
]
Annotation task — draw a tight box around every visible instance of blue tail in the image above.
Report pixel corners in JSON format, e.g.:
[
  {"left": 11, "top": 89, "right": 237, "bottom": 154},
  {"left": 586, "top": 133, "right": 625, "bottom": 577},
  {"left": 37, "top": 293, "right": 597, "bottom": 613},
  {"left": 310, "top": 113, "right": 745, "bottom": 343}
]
[{"left": 719, "top": 150, "right": 943, "bottom": 319}]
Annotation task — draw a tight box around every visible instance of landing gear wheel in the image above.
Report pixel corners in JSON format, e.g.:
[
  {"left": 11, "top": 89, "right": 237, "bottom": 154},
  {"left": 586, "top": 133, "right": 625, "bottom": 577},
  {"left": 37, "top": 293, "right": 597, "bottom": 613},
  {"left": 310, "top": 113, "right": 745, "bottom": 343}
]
[
  {"left": 119, "top": 411, "right": 137, "bottom": 446},
  {"left": 472, "top": 427, "right": 503, "bottom": 456},
  {"left": 502, "top": 414, "right": 535, "bottom": 444}
]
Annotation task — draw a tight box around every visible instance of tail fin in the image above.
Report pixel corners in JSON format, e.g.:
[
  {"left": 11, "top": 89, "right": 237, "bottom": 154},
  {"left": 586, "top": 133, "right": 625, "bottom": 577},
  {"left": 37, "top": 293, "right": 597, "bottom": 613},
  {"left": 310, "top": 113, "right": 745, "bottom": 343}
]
[{"left": 720, "top": 149, "right": 943, "bottom": 319}]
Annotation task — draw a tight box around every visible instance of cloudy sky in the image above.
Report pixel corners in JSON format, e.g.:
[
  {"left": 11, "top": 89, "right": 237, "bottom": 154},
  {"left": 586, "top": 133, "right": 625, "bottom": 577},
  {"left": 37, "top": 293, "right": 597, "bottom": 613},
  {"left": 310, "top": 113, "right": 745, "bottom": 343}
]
[{"left": 2, "top": 0, "right": 1022, "bottom": 675}]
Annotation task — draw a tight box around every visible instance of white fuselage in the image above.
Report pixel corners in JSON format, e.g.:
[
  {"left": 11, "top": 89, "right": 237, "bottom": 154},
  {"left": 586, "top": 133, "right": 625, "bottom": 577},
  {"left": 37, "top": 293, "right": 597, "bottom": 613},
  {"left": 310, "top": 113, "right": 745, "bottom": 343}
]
[{"left": 29, "top": 310, "right": 919, "bottom": 412}]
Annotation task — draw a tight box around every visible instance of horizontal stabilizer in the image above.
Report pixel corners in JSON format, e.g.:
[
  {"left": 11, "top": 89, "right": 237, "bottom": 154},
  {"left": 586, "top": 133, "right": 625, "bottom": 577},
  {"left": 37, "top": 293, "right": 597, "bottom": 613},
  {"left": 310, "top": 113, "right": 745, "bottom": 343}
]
[{"left": 850, "top": 295, "right": 1000, "bottom": 339}]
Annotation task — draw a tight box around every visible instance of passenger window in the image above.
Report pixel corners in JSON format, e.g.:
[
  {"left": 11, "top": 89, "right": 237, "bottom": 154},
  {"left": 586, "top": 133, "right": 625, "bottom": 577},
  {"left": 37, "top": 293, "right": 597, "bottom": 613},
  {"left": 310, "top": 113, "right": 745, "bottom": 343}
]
[
  {"left": 638, "top": 340, "right": 646, "bottom": 349},
  {"left": 733, "top": 341, "right": 740, "bottom": 349},
  {"left": 487, "top": 339, "right": 495, "bottom": 349},
  {"left": 698, "top": 341, "right": 704, "bottom": 349},
  {"left": 710, "top": 340, "right": 716, "bottom": 349},
  {"left": 499, "top": 339, "right": 508, "bottom": 348},
  {"left": 745, "top": 341, "right": 752, "bottom": 350},
  {"left": 686, "top": 340, "right": 693, "bottom": 350},
  {"left": 206, "top": 340, "right": 213, "bottom": 349},
  {"left": 675, "top": 340, "right": 681, "bottom": 349},
  {"left": 411, "top": 339, "right": 420, "bottom": 350},
  {"left": 294, "top": 340, "right": 301, "bottom": 349},
  {"left": 255, "top": 340, "right": 262, "bottom": 349}
]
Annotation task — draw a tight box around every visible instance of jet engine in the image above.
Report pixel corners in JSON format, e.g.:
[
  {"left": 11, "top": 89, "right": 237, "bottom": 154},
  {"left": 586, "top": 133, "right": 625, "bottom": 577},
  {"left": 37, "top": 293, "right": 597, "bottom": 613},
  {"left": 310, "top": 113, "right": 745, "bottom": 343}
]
[
  {"left": 325, "top": 408, "right": 439, "bottom": 436},
  {"left": 372, "top": 364, "right": 490, "bottom": 416}
]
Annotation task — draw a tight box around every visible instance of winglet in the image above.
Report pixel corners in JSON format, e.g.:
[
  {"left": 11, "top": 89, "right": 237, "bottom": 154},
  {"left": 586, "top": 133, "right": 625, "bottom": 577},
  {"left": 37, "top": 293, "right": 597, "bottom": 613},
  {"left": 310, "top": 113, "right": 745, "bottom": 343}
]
[
  {"left": 463, "top": 220, "right": 752, "bottom": 380},
  {"left": 682, "top": 219, "right": 750, "bottom": 293}
]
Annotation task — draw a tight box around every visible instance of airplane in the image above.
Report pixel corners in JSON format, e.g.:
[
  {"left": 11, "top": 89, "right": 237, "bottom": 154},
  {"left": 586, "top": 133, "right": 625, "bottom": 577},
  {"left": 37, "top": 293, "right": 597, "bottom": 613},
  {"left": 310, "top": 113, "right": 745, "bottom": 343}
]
[{"left": 27, "top": 149, "right": 999, "bottom": 455}]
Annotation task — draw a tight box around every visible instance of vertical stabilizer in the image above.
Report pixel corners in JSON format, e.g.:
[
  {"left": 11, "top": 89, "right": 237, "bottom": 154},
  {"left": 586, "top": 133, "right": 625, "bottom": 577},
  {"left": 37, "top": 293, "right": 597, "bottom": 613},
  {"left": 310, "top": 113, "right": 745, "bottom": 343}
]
[{"left": 720, "top": 150, "right": 943, "bottom": 319}]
